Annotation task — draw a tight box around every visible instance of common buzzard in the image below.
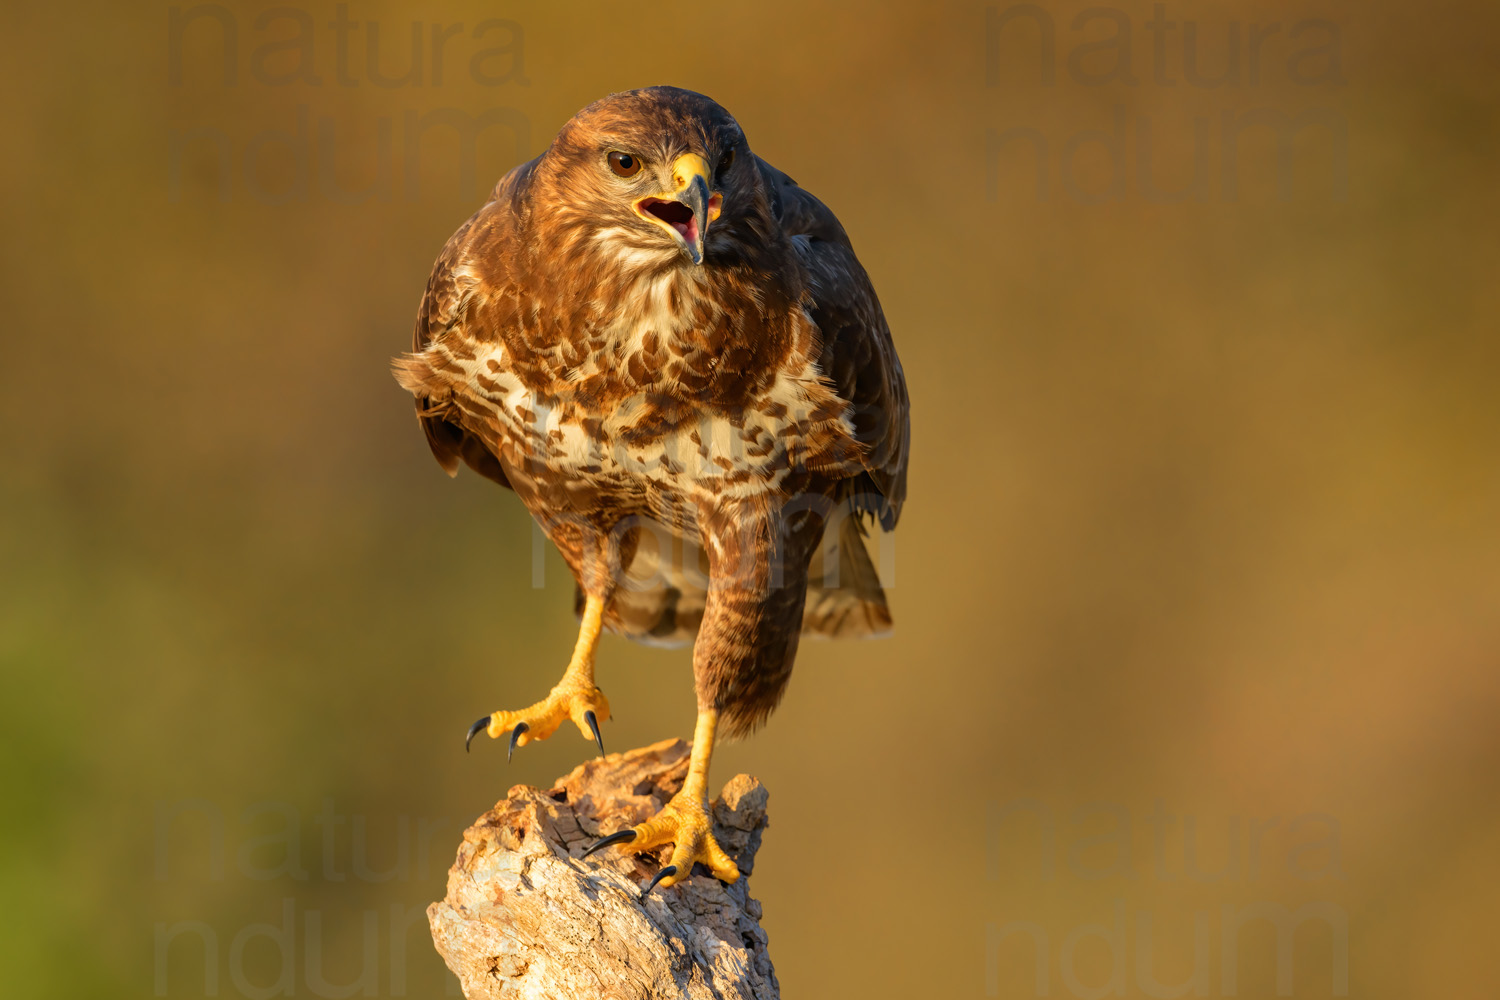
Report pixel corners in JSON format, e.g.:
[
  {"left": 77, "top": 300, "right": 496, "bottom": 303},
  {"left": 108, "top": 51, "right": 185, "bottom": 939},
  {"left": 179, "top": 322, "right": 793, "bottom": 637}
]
[{"left": 395, "top": 87, "right": 909, "bottom": 892}]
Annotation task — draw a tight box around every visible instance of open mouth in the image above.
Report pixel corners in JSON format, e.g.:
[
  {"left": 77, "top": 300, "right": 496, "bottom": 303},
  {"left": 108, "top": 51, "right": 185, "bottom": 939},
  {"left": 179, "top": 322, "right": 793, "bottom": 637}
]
[{"left": 638, "top": 197, "right": 698, "bottom": 245}]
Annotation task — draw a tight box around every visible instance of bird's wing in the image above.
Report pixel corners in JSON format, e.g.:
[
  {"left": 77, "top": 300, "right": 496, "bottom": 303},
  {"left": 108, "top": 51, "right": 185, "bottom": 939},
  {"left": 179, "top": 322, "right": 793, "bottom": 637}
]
[
  {"left": 755, "top": 155, "right": 911, "bottom": 530},
  {"left": 399, "top": 157, "right": 541, "bottom": 488}
]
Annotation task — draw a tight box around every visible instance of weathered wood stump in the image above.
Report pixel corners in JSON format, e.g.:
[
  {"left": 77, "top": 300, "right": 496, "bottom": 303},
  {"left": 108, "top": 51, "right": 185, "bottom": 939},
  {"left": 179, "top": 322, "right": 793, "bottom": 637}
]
[{"left": 428, "top": 739, "right": 778, "bottom": 999}]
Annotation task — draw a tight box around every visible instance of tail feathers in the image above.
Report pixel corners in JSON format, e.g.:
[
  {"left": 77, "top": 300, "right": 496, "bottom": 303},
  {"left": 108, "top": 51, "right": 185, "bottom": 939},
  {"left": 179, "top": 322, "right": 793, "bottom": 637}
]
[
  {"left": 580, "top": 530, "right": 708, "bottom": 647},
  {"left": 800, "top": 514, "right": 893, "bottom": 639},
  {"left": 583, "top": 510, "right": 893, "bottom": 645}
]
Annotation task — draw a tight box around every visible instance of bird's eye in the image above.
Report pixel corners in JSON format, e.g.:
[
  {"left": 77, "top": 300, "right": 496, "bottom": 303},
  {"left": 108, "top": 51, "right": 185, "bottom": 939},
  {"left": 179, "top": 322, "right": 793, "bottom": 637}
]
[
  {"left": 718, "top": 149, "right": 735, "bottom": 174},
  {"left": 607, "top": 151, "right": 641, "bottom": 177}
]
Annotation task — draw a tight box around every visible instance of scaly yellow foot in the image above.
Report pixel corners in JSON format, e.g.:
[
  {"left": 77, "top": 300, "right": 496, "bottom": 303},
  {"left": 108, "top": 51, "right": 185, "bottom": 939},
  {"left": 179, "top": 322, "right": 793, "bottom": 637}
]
[
  {"left": 583, "top": 707, "right": 740, "bottom": 895},
  {"left": 467, "top": 678, "right": 611, "bottom": 758},
  {"left": 466, "top": 593, "right": 611, "bottom": 759},
  {"left": 629, "top": 787, "right": 740, "bottom": 891}
]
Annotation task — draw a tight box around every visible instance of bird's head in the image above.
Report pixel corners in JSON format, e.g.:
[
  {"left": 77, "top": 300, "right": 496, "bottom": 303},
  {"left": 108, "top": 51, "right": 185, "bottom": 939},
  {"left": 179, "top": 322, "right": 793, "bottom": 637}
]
[{"left": 535, "top": 87, "right": 762, "bottom": 269}]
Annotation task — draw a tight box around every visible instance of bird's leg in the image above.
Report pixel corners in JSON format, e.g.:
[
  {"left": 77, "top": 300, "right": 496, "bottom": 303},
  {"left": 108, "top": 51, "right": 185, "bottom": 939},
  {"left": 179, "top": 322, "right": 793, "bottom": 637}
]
[
  {"left": 583, "top": 706, "right": 739, "bottom": 894},
  {"left": 467, "top": 593, "right": 611, "bottom": 758}
]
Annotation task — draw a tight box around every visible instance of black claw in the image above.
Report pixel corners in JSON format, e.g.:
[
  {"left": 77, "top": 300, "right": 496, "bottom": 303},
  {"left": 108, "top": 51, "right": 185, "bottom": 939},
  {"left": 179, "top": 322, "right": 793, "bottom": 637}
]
[
  {"left": 584, "top": 710, "right": 604, "bottom": 755},
  {"left": 640, "top": 865, "right": 677, "bottom": 900},
  {"left": 465, "top": 716, "right": 491, "bottom": 753},
  {"left": 581, "top": 828, "right": 637, "bottom": 859},
  {"left": 507, "top": 722, "right": 529, "bottom": 763}
]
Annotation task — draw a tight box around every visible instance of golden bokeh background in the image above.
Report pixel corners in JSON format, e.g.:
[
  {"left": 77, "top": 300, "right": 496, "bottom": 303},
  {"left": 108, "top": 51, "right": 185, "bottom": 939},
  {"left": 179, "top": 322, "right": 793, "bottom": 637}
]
[{"left": 3, "top": 1, "right": 1497, "bottom": 997}]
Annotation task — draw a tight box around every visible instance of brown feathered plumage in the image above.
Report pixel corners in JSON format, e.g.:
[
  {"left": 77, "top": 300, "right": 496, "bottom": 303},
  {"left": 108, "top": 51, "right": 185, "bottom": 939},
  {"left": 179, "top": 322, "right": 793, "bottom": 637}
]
[{"left": 395, "top": 87, "right": 908, "bottom": 738}]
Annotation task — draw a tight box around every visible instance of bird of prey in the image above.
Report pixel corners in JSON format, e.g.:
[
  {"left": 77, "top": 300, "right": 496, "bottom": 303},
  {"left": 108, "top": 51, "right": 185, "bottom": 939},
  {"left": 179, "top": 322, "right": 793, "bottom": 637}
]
[{"left": 394, "top": 87, "right": 908, "bottom": 893}]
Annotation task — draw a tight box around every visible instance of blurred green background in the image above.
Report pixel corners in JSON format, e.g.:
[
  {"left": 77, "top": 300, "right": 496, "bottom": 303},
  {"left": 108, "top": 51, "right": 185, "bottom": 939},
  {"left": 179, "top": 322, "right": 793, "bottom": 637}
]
[{"left": 3, "top": 1, "right": 1498, "bottom": 997}]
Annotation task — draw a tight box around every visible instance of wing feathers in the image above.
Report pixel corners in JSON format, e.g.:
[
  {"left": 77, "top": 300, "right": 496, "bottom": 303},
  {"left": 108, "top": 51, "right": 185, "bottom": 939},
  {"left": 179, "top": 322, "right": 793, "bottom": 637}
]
[{"left": 755, "top": 154, "right": 910, "bottom": 529}]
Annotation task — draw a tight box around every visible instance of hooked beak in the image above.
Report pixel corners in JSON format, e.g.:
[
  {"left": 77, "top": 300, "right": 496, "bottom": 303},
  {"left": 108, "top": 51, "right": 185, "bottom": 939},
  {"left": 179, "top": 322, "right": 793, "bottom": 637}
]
[{"left": 634, "top": 153, "right": 723, "bottom": 265}]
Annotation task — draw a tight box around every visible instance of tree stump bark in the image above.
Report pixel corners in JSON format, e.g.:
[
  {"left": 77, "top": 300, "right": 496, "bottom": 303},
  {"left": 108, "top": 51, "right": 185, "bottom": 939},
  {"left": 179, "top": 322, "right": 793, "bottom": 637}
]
[{"left": 428, "top": 738, "right": 779, "bottom": 999}]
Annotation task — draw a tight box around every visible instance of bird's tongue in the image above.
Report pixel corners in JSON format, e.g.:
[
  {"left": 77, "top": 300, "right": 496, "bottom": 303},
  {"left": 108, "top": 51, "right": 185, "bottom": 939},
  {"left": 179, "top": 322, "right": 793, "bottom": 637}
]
[{"left": 643, "top": 199, "right": 698, "bottom": 243}]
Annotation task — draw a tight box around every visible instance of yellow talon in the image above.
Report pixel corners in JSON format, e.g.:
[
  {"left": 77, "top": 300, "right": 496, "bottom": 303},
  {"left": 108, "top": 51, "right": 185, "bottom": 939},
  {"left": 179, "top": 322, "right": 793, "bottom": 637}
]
[
  {"left": 485, "top": 682, "right": 611, "bottom": 748},
  {"left": 631, "top": 787, "right": 740, "bottom": 887},
  {"left": 587, "top": 706, "right": 740, "bottom": 891},
  {"left": 473, "top": 594, "right": 610, "bottom": 755}
]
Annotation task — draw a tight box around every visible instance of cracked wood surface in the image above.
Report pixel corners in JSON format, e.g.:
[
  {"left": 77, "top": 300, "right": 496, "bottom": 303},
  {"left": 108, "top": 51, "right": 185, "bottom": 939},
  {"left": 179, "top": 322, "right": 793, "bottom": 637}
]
[{"left": 428, "top": 739, "right": 778, "bottom": 999}]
